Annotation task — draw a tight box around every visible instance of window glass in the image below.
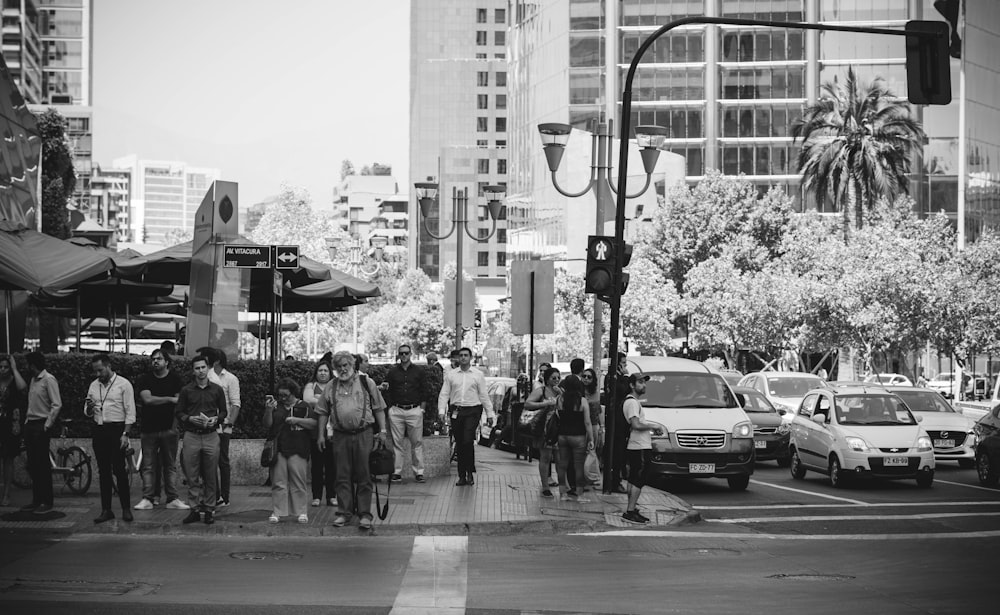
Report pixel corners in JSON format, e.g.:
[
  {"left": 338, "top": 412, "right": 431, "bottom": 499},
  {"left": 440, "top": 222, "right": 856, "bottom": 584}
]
[
  {"left": 496, "top": 94, "right": 507, "bottom": 109},
  {"left": 477, "top": 117, "right": 488, "bottom": 132},
  {"left": 477, "top": 94, "right": 488, "bottom": 109},
  {"left": 798, "top": 393, "right": 817, "bottom": 417},
  {"left": 495, "top": 117, "right": 506, "bottom": 132},
  {"left": 495, "top": 30, "right": 505, "bottom": 46},
  {"left": 496, "top": 71, "right": 507, "bottom": 87},
  {"left": 476, "top": 31, "right": 487, "bottom": 45},
  {"left": 477, "top": 71, "right": 489, "bottom": 86},
  {"left": 570, "top": 34, "right": 604, "bottom": 67},
  {"left": 477, "top": 159, "right": 490, "bottom": 173},
  {"left": 477, "top": 251, "right": 490, "bottom": 266},
  {"left": 495, "top": 8, "right": 506, "bottom": 23},
  {"left": 477, "top": 8, "right": 487, "bottom": 23}
]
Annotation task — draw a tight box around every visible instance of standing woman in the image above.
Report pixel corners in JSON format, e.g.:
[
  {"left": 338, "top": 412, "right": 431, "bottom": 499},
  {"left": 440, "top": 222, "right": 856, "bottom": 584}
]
[
  {"left": 581, "top": 368, "right": 603, "bottom": 457},
  {"left": 264, "top": 378, "right": 316, "bottom": 524},
  {"left": 0, "top": 355, "right": 27, "bottom": 506},
  {"left": 524, "top": 367, "right": 562, "bottom": 497},
  {"left": 302, "top": 362, "right": 335, "bottom": 506},
  {"left": 555, "top": 375, "right": 594, "bottom": 501}
]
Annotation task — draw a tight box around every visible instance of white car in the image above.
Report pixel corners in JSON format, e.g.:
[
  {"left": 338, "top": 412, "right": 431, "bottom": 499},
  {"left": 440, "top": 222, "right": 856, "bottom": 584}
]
[
  {"left": 864, "top": 373, "right": 913, "bottom": 386},
  {"left": 788, "top": 384, "right": 935, "bottom": 488},
  {"left": 925, "top": 372, "right": 960, "bottom": 399},
  {"left": 737, "top": 371, "right": 828, "bottom": 419},
  {"left": 886, "top": 386, "right": 977, "bottom": 468}
]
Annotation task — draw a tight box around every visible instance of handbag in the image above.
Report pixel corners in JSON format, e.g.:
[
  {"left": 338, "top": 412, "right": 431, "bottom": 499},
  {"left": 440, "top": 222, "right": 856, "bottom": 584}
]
[
  {"left": 259, "top": 439, "right": 277, "bottom": 467},
  {"left": 369, "top": 438, "right": 395, "bottom": 521},
  {"left": 543, "top": 407, "right": 561, "bottom": 447}
]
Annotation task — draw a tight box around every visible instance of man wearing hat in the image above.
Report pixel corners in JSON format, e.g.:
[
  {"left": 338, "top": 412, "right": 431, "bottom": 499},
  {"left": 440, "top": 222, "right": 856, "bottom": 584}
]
[{"left": 621, "top": 373, "right": 662, "bottom": 524}]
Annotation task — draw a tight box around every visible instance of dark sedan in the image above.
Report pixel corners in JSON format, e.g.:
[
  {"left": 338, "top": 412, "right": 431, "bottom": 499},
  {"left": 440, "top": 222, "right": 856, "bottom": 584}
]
[
  {"left": 974, "top": 403, "right": 1000, "bottom": 486},
  {"left": 732, "top": 385, "right": 791, "bottom": 467}
]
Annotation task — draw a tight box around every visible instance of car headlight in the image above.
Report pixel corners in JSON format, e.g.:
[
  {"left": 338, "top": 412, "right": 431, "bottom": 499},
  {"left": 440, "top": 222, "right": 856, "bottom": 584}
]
[
  {"left": 776, "top": 423, "right": 790, "bottom": 435},
  {"left": 916, "top": 436, "right": 932, "bottom": 452},
  {"left": 648, "top": 421, "right": 668, "bottom": 439},
  {"left": 966, "top": 430, "right": 978, "bottom": 447},
  {"left": 845, "top": 436, "right": 874, "bottom": 452},
  {"left": 733, "top": 421, "right": 754, "bottom": 439}
]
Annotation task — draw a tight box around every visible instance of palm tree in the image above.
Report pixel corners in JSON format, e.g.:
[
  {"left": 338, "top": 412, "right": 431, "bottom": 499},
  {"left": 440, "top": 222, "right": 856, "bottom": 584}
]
[{"left": 793, "top": 67, "right": 925, "bottom": 240}]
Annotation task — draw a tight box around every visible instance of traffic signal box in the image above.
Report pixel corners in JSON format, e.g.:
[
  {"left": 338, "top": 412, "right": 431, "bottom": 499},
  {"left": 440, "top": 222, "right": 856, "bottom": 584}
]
[
  {"left": 905, "top": 20, "right": 952, "bottom": 105},
  {"left": 585, "top": 235, "right": 632, "bottom": 303}
]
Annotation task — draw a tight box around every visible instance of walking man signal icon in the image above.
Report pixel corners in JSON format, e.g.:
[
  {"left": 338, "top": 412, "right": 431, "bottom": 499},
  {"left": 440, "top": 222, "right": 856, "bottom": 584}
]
[{"left": 593, "top": 239, "right": 609, "bottom": 261}]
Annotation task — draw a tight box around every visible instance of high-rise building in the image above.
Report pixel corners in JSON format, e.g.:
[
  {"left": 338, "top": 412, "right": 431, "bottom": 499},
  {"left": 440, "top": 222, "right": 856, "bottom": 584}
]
[
  {"left": 111, "top": 155, "right": 221, "bottom": 247},
  {"left": 508, "top": 0, "right": 1000, "bottom": 250},
  {"left": 332, "top": 173, "right": 400, "bottom": 239},
  {"left": 409, "top": 0, "right": 511, "bottom": 307}
]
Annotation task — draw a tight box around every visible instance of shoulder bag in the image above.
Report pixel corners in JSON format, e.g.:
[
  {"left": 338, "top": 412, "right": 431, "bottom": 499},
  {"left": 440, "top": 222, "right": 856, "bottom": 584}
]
[{"left": 543, "top": 396, "right": 562, "bottom": 446}]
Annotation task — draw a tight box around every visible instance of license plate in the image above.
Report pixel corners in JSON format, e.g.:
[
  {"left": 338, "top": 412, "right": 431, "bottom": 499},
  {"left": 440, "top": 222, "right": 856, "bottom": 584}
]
[
  {"left": 933, "top": 439, "right": 954, "bottom": 449},
  {"left": 883, "top": 457, "right": 908, "bottom": 466},
  {"left": 754, "top": 440, "right": 767, "bottom": 449},
  {"left": 689, "top": 463, "right": 715, "bottom": 473}
]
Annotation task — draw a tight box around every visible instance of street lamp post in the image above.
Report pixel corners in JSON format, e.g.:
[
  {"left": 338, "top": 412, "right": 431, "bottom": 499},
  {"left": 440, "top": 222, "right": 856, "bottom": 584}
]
[
  {"left": 414, "top": 183, "right": 505, "bottom": 347},
  {"left": 537, "top": 120, "right": 667, "bottom": 370}
]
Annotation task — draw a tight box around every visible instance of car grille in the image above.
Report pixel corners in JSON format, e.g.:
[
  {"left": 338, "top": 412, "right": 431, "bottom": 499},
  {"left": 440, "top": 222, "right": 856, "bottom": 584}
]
[
  {"left": 869, "top": 457, "right": 920, "bottom": 474},
  {"left": 926, "top": 431, "right": 967, "bottom": 444},
  {"left": 669, "top": 453, "right": 729, "bottom": 467},
  {"left": 754, "top": 426, "right": 778, "bottom": 435},
  {"left": 676, "top": 432, "right": 727, "bottom": 448},
  {"left": 878, "top": 448, "right": 912, "bottom": 453}
]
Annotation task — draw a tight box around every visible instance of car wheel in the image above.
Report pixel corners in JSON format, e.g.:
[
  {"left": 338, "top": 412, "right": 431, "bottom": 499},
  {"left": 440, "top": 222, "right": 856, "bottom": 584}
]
[
  {"left": 958, "top": 458, "right": 975, "bottom": 470},
  {"left": 828, "top": 456, "right": 848, "bottom": 488},
  {"left": 776, "top": 455, "right": 791, "bottom": 468},
  {"left": 789, "top": 448, "right": 806, "bottom": 480},
  {"left": 916, "top": 469, "right": 934, "bottom": 488},
  {"left": 976, "top": 449, "right": 999, "bottom": 486},
  {"left": 727, "top": 475, "right": 750, "bottom": 491}
]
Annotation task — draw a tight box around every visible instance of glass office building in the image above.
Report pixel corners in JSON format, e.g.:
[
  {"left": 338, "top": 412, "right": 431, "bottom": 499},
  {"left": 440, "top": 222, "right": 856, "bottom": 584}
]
[{"left": 508, "top": 0, "right": 1000, "bottom": 253}]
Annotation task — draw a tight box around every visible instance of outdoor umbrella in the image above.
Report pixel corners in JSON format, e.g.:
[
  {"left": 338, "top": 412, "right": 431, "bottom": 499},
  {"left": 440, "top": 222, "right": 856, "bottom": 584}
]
[
  {"left": 247, "top": 270, "right": 381, "bottom": 312},
  {"left": 0, "top": 220, "right": 114, "bottom": 293}
]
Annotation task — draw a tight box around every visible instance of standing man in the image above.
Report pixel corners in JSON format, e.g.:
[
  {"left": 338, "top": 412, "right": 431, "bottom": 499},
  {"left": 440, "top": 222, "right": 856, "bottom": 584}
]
[
  {"left": 448, "top": 350, "right": 461, "bottom": 371},
  {"left": 621, "top": 373, "right": 661, "bottom": 524},
  {"left": 175, "top": 354, "right": 227, "bottom": 524},
  {"left": 382, "top": 344, "right": 429, "bottom": 484},
  {"left": 134, "top": 349, "right": 189, "bottom": 511},
  {"left": 604, "top": 352, "right": 631, "bottom": 493},
  {"left": 20, "top": 352, "right": 61, "bottom": 514},
  {"left": 201, "top": 348, "right": 240, "bottom": 508},
  {"left": 438, "top": 347, "right": 494, "bottom": 486},
  {"left": 315, "top": 350, "right": 387, "bottom": 530},
  {"left": 86, "top": 354, "right": 136, "bottom": 524}
]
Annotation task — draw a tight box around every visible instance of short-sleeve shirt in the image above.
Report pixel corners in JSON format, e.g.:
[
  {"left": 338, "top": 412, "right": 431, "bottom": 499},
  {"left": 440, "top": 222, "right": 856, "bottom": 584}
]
[
  {"left": 315, "top": 375, "right": 385, "bottom": 432},
  {"left": 137, "top": 371, "right": 184, "bottom": 433},
  {"left": 623, "top": 396, "right": 650, "bottom": 450}
]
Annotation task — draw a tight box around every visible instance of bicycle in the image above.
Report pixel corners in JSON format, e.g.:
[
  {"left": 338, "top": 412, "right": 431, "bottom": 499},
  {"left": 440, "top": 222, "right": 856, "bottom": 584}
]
[
  {"left": 120, "top": 442, "right": 142, "bottom": 492},
  {"left": 12, "top": 419, "right": 93, "bottom": 495}
]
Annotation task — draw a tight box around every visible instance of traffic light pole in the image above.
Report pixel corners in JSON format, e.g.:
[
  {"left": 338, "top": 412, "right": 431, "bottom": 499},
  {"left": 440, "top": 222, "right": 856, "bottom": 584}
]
[{"left": 603, "top": 17, "right": 947, "bottom": 495}]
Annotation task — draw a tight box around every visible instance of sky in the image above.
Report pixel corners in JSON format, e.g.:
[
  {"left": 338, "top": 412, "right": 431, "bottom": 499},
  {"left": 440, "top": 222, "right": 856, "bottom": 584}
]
[{"left": 92, "top": 0, "right": 410, "bottom": 209}]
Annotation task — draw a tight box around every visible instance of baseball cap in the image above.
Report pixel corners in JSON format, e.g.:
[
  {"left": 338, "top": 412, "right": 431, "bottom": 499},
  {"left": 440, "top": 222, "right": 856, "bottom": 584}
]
[{"left": 628, "top": 373, "right": 650, "bottom": 385}]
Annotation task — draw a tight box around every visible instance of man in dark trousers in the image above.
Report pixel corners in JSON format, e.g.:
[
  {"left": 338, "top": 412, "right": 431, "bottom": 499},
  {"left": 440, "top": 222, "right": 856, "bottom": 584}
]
[
  {"left": 175, "top": 354, "right": 227, "bottom": 524},
  {"left": 86, "top": 354, "right": 136, "bottom": 524},
  {"left": 21, "top": 352, "right": 61, "bottom": 514},
  {"left": 438, "top": 347, "right": 494, "bottom": 486}
]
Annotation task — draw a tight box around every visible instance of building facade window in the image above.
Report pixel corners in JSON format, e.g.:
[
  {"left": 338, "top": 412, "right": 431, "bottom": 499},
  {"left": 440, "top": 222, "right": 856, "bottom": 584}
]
[
  {"left": 497, "top": 252, "right": 506, "bottom": 267},
  {"left": 478, "top": 94, "right": 489, "bottom": 109},
  {"left": 497, "top": 229, "right": 507, "bottom": 243},
  {"left": 495, "top": 8, "right": 506, "bottom": 23},
  {"left": 477, "top": 251, "right": 490, "bottom": 267},
  {"left": 495, "top": 117, "right": 506, "bottom": 132},
  {"left": 477, "top": 117, "right": 488, "bottom": 132},
  {"left": 477, "top": 139, "right": 489, "bottom": 147},
  {"left": 477, "top": 71, "right": 489, "bottom": 86},
  {"left": 477, "top": 8, "right": 487, "bottom": 23},
  {"left": 477, "top": 158, "right": 490, "bottom": 173},
  {"left": 495, "top": 30, "right": 505, "bottom": 46},
  {"left": 496, "top": 71, "right": 507, "bottom": 87},
  {"left": 497, "top": 159, "right": 507, "bottom": 174},
  {"left": 476, "top": 31, "right": 487, "bottom": 45},
  {"left": 496, "top": 94, "right": 507, "bottom": 109}
]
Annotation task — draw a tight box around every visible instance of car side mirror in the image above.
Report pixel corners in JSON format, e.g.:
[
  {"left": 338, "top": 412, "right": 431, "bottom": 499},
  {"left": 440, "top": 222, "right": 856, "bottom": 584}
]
[
  {"left": 811, "top": 413, "right": 826, "bottom": 424},
  {"left": 777, "top": 408, "right": 786, "bottom": 416}
]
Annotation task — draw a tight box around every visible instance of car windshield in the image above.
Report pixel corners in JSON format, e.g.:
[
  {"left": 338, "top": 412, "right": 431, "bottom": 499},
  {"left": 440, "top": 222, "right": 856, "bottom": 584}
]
[
  {"left": 891, "top": 390, "right": 955, "bottom": 413},
  {"left": 741, "top": 391, "right": 777, "bottom": 413},
  {"left": 766, "top": 376, "right": 822, "bottom": 397},
  {"left": 641, "top": 372, "right": 738, "bottom": 409},
  {"left": 834, "top": 395, "right": 917, "bottom": 425}
]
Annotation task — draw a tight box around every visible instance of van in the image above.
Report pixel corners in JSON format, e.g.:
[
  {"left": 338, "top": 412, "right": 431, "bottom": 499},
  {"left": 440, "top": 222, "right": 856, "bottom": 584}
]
[{"left": 608, "top": 356, "right": 755, "bottom": 491}]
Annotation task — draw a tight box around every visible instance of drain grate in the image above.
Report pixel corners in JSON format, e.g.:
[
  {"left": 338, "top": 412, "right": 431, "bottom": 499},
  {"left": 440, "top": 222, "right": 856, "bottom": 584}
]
[
  {"left": 513, "top": 543, "right": 579, "bottom": 552},
  {"left": 230, "top": 551, "right": 303, "bottom": 561},
  {"left": 768, "top": 573, "right": 855, "bottom": 581}
]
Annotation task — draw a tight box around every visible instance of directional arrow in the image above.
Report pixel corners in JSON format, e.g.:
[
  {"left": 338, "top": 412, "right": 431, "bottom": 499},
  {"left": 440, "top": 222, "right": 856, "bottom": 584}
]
[
  {"left": 274, "top": 245, "right": 299, "bottom": 270},
  {"left": 277, "top": 252, "right": 296, "bottom": 263}
]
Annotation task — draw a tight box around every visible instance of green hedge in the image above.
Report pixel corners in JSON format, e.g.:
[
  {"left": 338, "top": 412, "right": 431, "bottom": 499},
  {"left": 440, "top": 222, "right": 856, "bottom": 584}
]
[{"left": 7, "top": 354, "right": 445, "bottom": 439}]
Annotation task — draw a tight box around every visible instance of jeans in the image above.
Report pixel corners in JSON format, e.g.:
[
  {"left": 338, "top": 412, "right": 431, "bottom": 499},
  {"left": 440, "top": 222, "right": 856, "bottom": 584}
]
[
  {"left": 23, "top": 420, "right": 52, "bottom": 507},
  {"left": 332, "top": 428, "right": 373, "bottom": 519},
  {"left": 93, "top": 422, "right": 130, "bottom": 512},
  {"left": 272, "top": 453, "right": 309, "bottom": 517},
  {"left": 450, "top": 406, "right": 482, "bottom": 479},
  {"left": 556, "top": 434, "right": 588, "bottom": 493},
  {"left": 140, "top": 429, "right": 180, "bottom": 501},
  {"left": 217, "top": 432, "right": 231, "bottom": 501},
  {"left": 181, "top": 431, "right": 219, "bottom": 511},
  {"left": 389, "top": 405, "right": 424, "bottom": 475}
]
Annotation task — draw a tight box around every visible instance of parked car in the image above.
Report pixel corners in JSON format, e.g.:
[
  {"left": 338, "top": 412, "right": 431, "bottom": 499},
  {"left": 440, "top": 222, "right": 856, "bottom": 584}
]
[
  {"left": 737, "top": 371, "right": 828, "bottom": 418},
  {"left": 732, "top": 386, "right": 790, "bottom": 467},
  {"left": 788, "top": 384, "right": 935, "bottom": 488},
  {"left": 622, "top": 356, "right": 755, "bottom": 491},
  {"left": 973, "top": 404, "right": 1000, "bottom": 486},
  {"left": 926, "top": 372, "right": 960, "bottom": 399},
  {"left": 864, "top": 373, "right": 914, "bottom": 386},
  {"left": 885, "top": 386, "right": 977, "bottom": 468}
]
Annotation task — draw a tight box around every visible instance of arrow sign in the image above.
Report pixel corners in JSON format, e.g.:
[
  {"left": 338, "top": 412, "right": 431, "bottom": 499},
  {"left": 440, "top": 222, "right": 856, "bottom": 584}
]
[{"left": 274, "top": 245, "right": 299, "bottom": 270}]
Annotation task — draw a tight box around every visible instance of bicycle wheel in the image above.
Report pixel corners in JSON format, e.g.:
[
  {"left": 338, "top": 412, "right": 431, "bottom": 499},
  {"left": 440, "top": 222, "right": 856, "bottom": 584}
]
[
  {"left": 12, "top": 448, "right": 31, "bottom": 489},
  {"left": 60, "top": 446, "right": 92, "bottom": 495}
]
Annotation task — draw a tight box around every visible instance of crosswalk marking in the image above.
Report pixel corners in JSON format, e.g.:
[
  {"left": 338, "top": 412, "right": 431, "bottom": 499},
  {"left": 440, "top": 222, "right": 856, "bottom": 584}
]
[
  {"left": 935, "top": 479, "right": 1000, "bottom": 493},
  {"left": 390, "top": 536, "right": 467, "bottom": 615},
  {"left": 573, "top": 529, "right": 1000, "bottom": 539},
  {"left": 697, "top": 501, "right": 1000, "bottom": 510},
  {"left": 707, "top": 511, "right": 1000, "bottom": 523},
  {"left": 749, "top": 479, "right": 869, "bottom": 505}
]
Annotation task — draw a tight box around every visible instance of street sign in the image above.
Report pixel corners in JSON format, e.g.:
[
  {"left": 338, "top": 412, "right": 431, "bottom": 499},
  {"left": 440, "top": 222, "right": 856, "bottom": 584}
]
[
  {"left": 510, "top": 260, "right": 555, "bottom": 335},
  {"left": 224, "top": 244, "right": 271, "bottom": 269},
  {"left": 275, "top": 245, "right": 300, "bottom": 270}
]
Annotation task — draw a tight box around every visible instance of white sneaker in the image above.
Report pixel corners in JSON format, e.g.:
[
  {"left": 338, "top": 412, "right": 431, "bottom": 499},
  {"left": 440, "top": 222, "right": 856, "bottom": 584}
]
[
  {"left": 165, "top": 499, "right": 191, "bottom": 510},
  {"left": 310, "top": 499, "right": 320, "bottom": 507},
  {"left": 269, "top": 515, "right": 279, "bottom": 524},
  {"left": 133, "top": 498, "right": 154, "bottom": 510},
  {"left": 297, "top": 514, "right": 308, "bottom": 524}
]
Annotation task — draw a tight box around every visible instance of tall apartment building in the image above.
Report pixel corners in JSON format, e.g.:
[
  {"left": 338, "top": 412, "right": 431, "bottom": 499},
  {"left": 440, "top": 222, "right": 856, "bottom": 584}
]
[
  {"left": 332, "top": 173, "right": 400, "bottom": 239},
  {"left": 409, "top": 0, "right": 511, "bottom": 308},
  {"left": 508, "top": 0, "right": 1000, "bottom": 254},
  {"left": 111, "top": 155, "right": 221, "bottom": 247}
]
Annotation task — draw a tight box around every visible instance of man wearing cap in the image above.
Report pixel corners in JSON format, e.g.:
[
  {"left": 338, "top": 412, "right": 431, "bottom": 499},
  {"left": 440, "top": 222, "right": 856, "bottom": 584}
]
[{"left": 621, "top": 373, "right": 661, "bottom": 524}]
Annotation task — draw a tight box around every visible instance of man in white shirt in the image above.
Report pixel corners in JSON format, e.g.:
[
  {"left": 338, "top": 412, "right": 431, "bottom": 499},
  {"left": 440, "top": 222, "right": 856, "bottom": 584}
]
[
  {"left": 86, "top": 354, "right": 137, "bottom": 524},
  {"left": 438, "top": 347, "right": 494, "bottom": 486}
]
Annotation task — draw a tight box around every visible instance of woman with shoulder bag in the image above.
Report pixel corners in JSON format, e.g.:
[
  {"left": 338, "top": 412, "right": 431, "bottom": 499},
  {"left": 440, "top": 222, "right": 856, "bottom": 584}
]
[
  {"left": 524, "top": 367, "right": 562, "bottom": 497},
  {"left": 263, "top": 378, "right": 317, "bottom": 524},
  {"left": 0, "top": 355, "right": 28, "bottom": 507},
  {"left": 303, "top": 361, "right": 335, "bottom": 507},
  {"left": 555, "top": 376, "right": 594, "bottom": 502}
]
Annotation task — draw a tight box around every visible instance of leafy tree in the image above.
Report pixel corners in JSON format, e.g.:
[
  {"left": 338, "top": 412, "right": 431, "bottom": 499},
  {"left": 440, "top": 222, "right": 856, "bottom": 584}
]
[
  {"left": 620, "top": 252, "right": 681, "bottom": 355},
  {"left": 249, "top": 183, "right": 350, "bottom": 263},
  {"left": 793, "top": 68, "right": 924, "bottom": 239},
  {"left": 360, "top": 269, "right": 453, "bottom": 355},
  {"left": 340, "top": 159, "right": 355, "bottom": 180},
  {"left": 163, "top": 227, "right": 192, "bottom": 247}
]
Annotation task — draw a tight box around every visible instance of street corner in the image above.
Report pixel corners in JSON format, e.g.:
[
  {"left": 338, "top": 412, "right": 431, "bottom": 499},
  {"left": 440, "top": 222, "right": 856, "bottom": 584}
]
[{"left": 539, "top": 488, "right": 701, "bottom": 531}]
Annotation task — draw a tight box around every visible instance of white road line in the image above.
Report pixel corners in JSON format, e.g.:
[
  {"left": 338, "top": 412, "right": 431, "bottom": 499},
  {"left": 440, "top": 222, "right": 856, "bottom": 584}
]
[
  {"left": 697, "top": 501, "right": 1000, "bottom": 510},
  {"left": 749, "top": 479, "right": 869, "bottom": 505},
  {"left": 572, "top": 529, "right": 1000, "bottom": 540},
  {"left": 390, "top": 536, "right": 467, "bottom": 615},
  {"left": 935, "top": 479, "right": 1000, "bottom": 493},
  {"left": 707, "top": 511, "right": 1000, "bottom": 523}
]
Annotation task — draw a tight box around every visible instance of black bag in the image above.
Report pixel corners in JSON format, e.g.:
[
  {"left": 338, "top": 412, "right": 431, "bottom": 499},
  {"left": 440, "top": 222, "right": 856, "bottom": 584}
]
[
  {"left": 544, "top": 408, "right": 560, "bottom": 447},
  {"left": 260, "top": 439, "right": 277, "bottom": 467},
  {"left": 518, "top": 408, "right": 548, "bottom": 437},
  {"left": 370, "top": 438, "right": 394, "bottom": 521}
]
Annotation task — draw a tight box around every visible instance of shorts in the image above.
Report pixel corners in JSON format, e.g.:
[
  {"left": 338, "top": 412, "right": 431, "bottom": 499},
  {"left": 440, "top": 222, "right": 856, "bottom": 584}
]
[{"left": 625, "top": 449, "right": 652, "bottom": 488}]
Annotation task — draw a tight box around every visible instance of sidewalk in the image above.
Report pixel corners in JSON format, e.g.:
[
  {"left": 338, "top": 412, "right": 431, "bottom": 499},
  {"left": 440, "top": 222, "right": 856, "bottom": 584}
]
[{"left": 0, "top": 446, "right": 699, "bottom": 537}]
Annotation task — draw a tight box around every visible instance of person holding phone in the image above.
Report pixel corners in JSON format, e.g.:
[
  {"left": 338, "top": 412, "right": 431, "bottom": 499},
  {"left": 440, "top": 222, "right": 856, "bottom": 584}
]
[
  {"left": 264, "top": 379, "right": 316, "bottom": 524},
  {"left": 86, "top": 354, "right": 136, "bottom": 524},
  {"left": 174, "top": 354, "right": 227, "bottom": 524}
]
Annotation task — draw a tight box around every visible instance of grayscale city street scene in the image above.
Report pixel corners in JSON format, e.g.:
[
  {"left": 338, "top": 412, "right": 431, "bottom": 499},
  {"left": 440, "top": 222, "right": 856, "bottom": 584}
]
[{"left": 1, "top": 1, "right": 998, "bottom": 613}]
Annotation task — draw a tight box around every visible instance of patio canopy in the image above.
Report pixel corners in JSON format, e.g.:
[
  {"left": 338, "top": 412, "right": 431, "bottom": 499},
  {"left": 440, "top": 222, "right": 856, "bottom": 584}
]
[{"left": 0, "top": 220, "right": 114, "bottom": 293}]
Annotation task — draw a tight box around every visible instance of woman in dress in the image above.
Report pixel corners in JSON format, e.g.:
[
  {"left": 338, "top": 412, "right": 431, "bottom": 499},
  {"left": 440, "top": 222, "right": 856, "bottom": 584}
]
[
  {"left": 555, "top": 375, "right": 594, "bottom": 501},
  {"left": 0, "top": 355, "right": 27, "bottom": 506},
  {"left": 302, "top": 361, "right": 335, "bottom": 506},
  {"left": 264, "top": 378, "right": 317, "bottom": 524},
  {"left": 524, "top": 367, "right": 562, "bottom": 497},
  {"left": 581, "top": 368, "right": 603, "bottom": 455}
]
